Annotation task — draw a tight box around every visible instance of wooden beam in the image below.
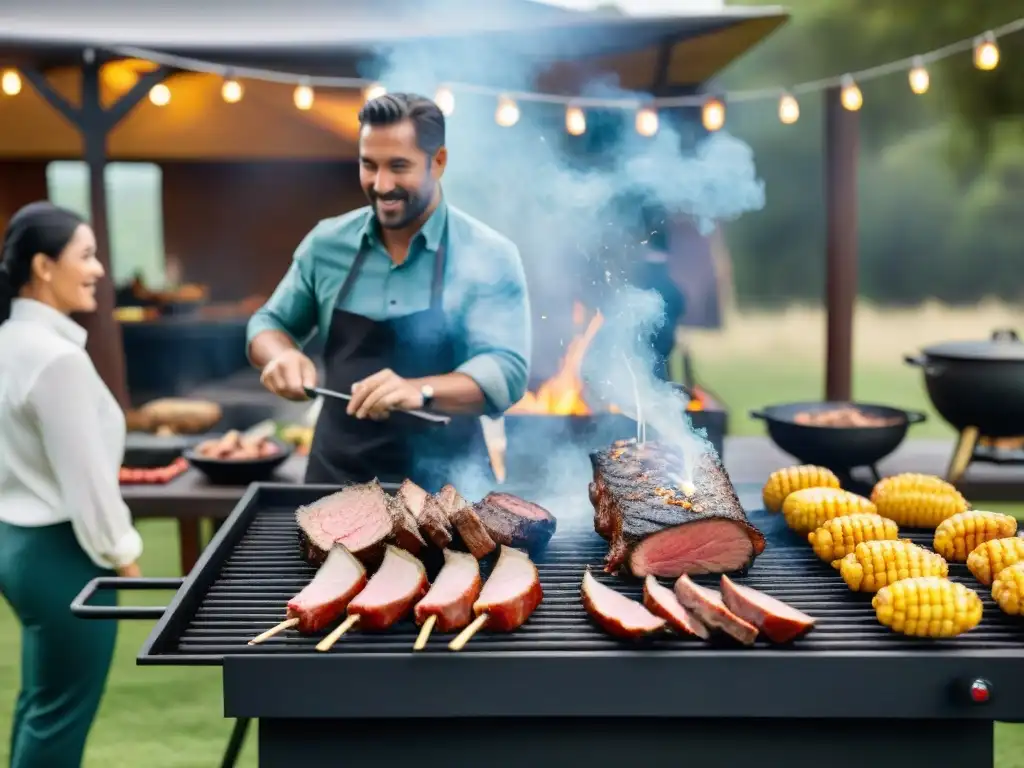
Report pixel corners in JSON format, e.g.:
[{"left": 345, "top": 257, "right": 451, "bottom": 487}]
[
  {"left": 823, "top": 85, "right": 859, "bottom": 402},
  {"left": 19, "top": 68, "right": 81, "bottom": 127},
  {"left": 103, "top": 65, "right": 172, "bottom": 130}
]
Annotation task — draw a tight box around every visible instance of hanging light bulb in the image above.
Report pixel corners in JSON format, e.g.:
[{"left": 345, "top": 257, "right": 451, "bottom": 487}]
[
  {"left": 778, "top": 92, "right": 800, "bottom": 124},
  {"left": 974, "top": 33, "right": 1000, "bottom": 71},
  {"left": 1, "top": 69, "right": 22, "bottom": 96},
  {"left": 149, "top": 83, "right": 171, "bottom": 107},
  {"left": 222, "top": 78, "right": 243, "bottom": 104},
  {"left": 364, "top": 82, "right": 386, "bottom": 102},
  {"left": 294, "top": 82, "right": 314, "bottom": 110},
  {"left": 908, "top": 56, "right": 930, "bottom": 95},
  {"left": 701, "top": 97, "right": 725, "bottom": 132},
  {"left": 495, "top": 96, "right": 520, "bottom": 127},
  {"left": 839, "top": 75, "right": 862, "bottom": 111},
  {"left": 635, "top": 107, "right": 658, "bottom": 137},
  {"left": 434, "top": 85, "right": 455, "bottom": 116},
  {"left": 565, "top": 105, "right": 586, "bottom": 136}
]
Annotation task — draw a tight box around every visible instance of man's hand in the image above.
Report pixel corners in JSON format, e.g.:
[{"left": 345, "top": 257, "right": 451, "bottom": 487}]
[
  {"left": 347, "top": 368, "right": 423, "bottom": 420},
  {"left": 116, "top": 562, "right": 142, "bottom": 578},
  {"left": 260, "top": 349, "right": 317, "bottom": 401}
]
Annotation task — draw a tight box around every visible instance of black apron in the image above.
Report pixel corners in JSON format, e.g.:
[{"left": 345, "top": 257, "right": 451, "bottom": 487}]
[{"left": 304, "top": 227, "right": 492, "bottom": 493}]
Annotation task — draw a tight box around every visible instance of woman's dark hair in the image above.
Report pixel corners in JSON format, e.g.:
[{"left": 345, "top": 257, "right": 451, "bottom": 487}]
[
  {"left": 0, "top": 201, "right": 86, "bottom": 323},
  {"left": 357, "top": 92, "right": 445, "bottom": 156}
]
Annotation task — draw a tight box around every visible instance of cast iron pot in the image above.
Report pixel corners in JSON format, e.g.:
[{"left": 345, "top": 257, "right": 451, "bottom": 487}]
[
  {"left": 904, "top": 328, "right": 1024, "bottom": 438},
  {"left": 750, "top": 401, "right": 926, "bottom": 471}
]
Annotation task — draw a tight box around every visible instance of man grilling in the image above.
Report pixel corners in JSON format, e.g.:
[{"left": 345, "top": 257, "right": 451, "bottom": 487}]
[{"left": 247, "top": 92, "right": 530, "bottom": 491}]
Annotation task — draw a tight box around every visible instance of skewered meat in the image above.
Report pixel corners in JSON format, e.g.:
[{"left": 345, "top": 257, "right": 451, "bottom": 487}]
[
  {"left": 414, "top": 549, "right": 483, "bottom": 632},
  {"left": 439, "top": 484, "right": 496, "bottom": 559},
  {"left": 473, "top": 492, "right": 557, "bottom": 551},
  {"left": 296, "top": 480, "right": 394, "bottom": 565},
  {"left": 673, "top": 574, "right": 758, "bottom": 645},
  {"left": 401, "top": 479, "right": 453, "bottom": 549},
  {"left": 590, "top": 441, "right": 765, "bottom": 578},
  {"left": 642, "top": 575, "right": 709, "bottom": 639},
  {"left": 347, "top": 545, "right": 429, "bottom": 630},
  {"left": 385, "top": 493, "right": 426, "bottom": 555},
  {"left": 719, "top": 575, "right": 815, "bottom": 643},
  {"left": 582, "top": 570, "right": 666, "bottom": 639},
  {"left": 286, "top": 545, "right": 367, "bottom": 632},
  {"left": 472, "top": 545, "right": 543, "bottom": 631}
]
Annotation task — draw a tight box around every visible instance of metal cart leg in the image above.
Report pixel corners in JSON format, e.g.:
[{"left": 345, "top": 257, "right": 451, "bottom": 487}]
[{"left": 220, "top": 718, "right": 250, "bottom": 768}]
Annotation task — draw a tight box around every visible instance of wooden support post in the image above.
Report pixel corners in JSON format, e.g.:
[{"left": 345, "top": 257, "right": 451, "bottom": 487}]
[{"left": 824, "top": 85, "right": 859, "bottom": 402}]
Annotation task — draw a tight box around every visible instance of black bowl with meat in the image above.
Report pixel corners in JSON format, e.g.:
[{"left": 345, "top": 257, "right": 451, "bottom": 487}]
[
  {"left": 750, "top": 401, "right": 926, "bottom": 476},
  {"left": 184, "top": 433, "right": 293, "bottom": 485}
]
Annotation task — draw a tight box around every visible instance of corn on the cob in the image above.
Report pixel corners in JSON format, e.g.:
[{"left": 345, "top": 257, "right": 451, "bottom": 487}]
[
  {"left": 807, "top": 513, "right": 900, "bottom": 563},
  {"left": 966, "top": 537, "right": 1024, "bottom": 586},
  {"left": 872, "top": 576, "right": 983, "bottom": 637},
  {"left": 782, "top": 487, "right": 876, "bottom": 536},
  {"left": 869, "top": 473, "right": 969, "bottom": 529},
  {"left": 932, "top": 510, "right": 1017, "bottom": 562},
  {"left": 991, "top": 561, "right": 1024, "bottom": 616},
  {"left": 762, "top": 465, "right": 841, "bottom": 513},
  {"left": 837, "top": 539, "right": 948, "bottom": 593}
]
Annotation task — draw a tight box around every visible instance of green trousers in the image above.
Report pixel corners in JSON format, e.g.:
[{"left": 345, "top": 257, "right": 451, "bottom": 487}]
[{"left": 0, "top": 520, "right": 117, "bottom": 768}]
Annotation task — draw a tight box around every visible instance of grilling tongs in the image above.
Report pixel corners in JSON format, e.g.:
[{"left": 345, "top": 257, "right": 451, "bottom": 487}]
[{"left": 303, "top": 386, "right": 451, "bottom": 425}]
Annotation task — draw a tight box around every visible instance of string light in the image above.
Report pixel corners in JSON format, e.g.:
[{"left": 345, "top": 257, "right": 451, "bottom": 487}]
[
  {"left": 839, "top": 74, "right": 863, "bottom": 111},
  {"left": 635, "top": 107, "right": 658, "bottom": 137},
  {"left": 1, "top": 69, "right": 21, "bottom": 96},
  {"left": 908, "top": 56, "right": 930, "bottom": 94},
  {"left": 495, "top": 96, "right": 520, "bottom": 127},
  {"left": 974, "top": 32, "right": 1000, "bottom": 70},
  {"left": 293, "top": 83, "right": 314, "bottom": 110},
  {"left": 565, "top": 105, "right": 586, "bottom": 136},
  {"left": 778, "top": 92, "right": 799, "bottom": 124},
  {"left": 149, "top": 83, "right": 171, "bottom": 107},
  {"left": 434, "top": 85, "right": 455, "bottom": 116},
  {"left": 222, "top": 77, "right": 243, "bottom": 103},
  {"left": 364, "top": 82, "right": 386, "bottom": 102},
  {"left": 701, "top": 97, "right": 725, "bottom": 132}
]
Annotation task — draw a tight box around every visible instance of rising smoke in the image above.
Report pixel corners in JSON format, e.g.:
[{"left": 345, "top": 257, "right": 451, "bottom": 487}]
[{"left": 367, "top": 8, "right": 766, "bottom": 512}]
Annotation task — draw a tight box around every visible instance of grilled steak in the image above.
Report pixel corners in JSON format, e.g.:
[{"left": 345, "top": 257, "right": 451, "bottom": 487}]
[
  {"left": 438, "top": 484, "right": 497, "bottom": 559},
  {"left": 386, "top": 493, "right": 426, "bottom": 554},
  {"left": 582, "top": 569, "right": 666, "bottom": 639},
  {"left": 719, "top": 575, "right": 815, "bottom": 644},
  {"left": 397, "top": 479, "right": 428, "bottom": 518},
  {"left": 403, "top": 481, "right": 453, "bottom": 549},
  {"left": 347, "top": 545, "right": 429, "bottom": 630},
  {"left": 414, "top": 549, "right": 483, "bottom": 632},
  {"left": 286, "top": 545, "right": 368, "bottom": 633},
  {"left": 642, "top": 575, "right": 709, "bottom": 639},
  {"left": 590, "top": 440, "right": 765, "bottom": 578},
  {"left": 473, "top": 545, "right": 543, "bottom": 632},
  {"left": 474, "top": 492, "right": 557, "bottom": 551},
  {"left": 296, "top": 480, "right": 394, "bottom": 565},
  {"left": 673, "top": 574, "right": 758, "bottom": 645}
]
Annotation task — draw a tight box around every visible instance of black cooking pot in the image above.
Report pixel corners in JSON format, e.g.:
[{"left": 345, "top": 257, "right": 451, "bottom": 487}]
[
  {"left": 905, "top": 328, "right": 1024, "bottom": 437},
  {"left": 750, "top": 401, "right": 926, "bottom": 472}
]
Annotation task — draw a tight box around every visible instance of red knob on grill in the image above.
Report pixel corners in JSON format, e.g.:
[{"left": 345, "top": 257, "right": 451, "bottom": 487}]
[{"left": 969, "top": 679, "right": 991, "bottom": 703}]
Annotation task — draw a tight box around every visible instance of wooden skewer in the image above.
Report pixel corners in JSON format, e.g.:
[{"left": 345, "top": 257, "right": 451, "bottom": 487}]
[
  {"left": 448, "top": 614, "right": 488, "bottom": 651},
  {"left": 248, "top": 617, "right": 299, "bottom": 645},
  {"left": 413, "top": 615, "right": 437, "bottom": 651},
  {"left": 315, "top": 615, "right": 360, "bottom": 652}
]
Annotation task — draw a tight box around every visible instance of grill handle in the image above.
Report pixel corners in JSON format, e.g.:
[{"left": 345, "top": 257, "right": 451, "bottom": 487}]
[{"left": 70, "top": 577, "right": 184, "bottom": 620}]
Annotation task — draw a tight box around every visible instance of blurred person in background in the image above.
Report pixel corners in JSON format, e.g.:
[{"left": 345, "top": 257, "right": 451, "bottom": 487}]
[
  {"left": 634, "top": 209, "right": 686, "bottom": 382},
  {"left": 0, "top": 201, "right": 144, "bottom": 768}
]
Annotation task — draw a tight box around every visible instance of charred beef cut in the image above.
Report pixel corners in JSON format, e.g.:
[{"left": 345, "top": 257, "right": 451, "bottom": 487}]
[
  {"left": 414, "top": 549, "right": 483, "bottom": 632},
  {"left": 399, "top": 479, "right": 452, "bottom": 549},
  {"left": 385, "top": 493, "right": 426, "bottom": 554},
  {"left": 473, "top": 493, "right": 557, "bottom": 551},
  {"left": 296, "top": 480, "right": 394, "bottom": 565},
  {"left": 590, "top": 441, "right": 765, "bottom": 578},
  {"left": 439, "top": 484, "right": 496, "bottom": 559}
]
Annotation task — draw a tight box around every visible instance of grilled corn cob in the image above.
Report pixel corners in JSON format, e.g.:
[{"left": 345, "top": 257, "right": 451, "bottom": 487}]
[
  {"left": 762, "top": 465, "right": 841, "bottom": 513},
  {"left": 966, "top": 537, "right": 1024, "bottom": 586},
  {"left": 992, "top": 561, "right": 1024, "bottom": 616},
  {"left": 869, "top": 473, "right": 969, "bottom": 529},
  {"left": 782, "top": 487, "right": 876, "bottom": 536},
  {"left": 932, "top": 510, "right": 1018, "bottom": 562},
  {"left": 807, "top": 513, "right": 900, "bottom": 563},
  {"left": 872, "top": 576, "right": 983, "bottom": 637},
  {"left": 837, "top": 539, "right": 948, "bottom": 593}
]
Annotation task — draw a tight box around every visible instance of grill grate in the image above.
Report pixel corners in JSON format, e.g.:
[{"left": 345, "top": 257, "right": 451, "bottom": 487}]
[{"left": 165, "top": 505, "right": 1024, "bottom": 658}]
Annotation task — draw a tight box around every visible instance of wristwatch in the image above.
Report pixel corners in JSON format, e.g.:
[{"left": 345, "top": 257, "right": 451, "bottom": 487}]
[{"left": 420, "top": 384, "right": 435, "bottom": 409}]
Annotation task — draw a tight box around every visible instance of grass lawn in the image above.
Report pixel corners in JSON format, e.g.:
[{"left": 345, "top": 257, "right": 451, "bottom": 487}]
[{"left": 1, "top": 349, "right": 1022, "bottom": 766}]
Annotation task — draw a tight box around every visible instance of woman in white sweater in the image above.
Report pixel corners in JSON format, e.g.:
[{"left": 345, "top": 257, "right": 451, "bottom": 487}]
[{"left": 0, "top": 201, "right": 144, "bottom": 768}]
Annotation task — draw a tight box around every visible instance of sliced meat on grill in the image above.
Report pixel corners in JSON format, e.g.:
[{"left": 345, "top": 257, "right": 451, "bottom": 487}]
[
  {"left": 590, "top": 441, "right": 765, "bottom": 578},
  {"left": 286, "top": 545, "right": 368, "bottom": 632},
  {"left": 473, "top": 545, "right": 543, "bottom": 631},
  {"left": 412, "top": 488, "right": 454, "bottom": 549},
  {"left": 347, "top": 545, "right": 429, "bottom": 630},
  {"left": 473, "top": 492, "right": 557, "bottom": 551},
  {"left": 397, "top": 478, "right": 428, "bottom": 518},
  {"left": 385, "top": 493, "right": 426, "bottom": 554},
  {"left": 582, "top": 569, "right": 667, "bottom": 639},
  {"left": 414, "top": 549, "right": 483, "bottom": 632},
  {"left": 438, "top": 484, "right": 496, "bottom": 559},
  {"left": 673, "top": 574, "right": 758, "bottom": 646},
  {"left": 719, "top": 575, "right": 815, "bottom": 644},
  {"left": 296, "top": 479, "right": 394, "bottom": 565},
  {"left": 642, "top": 575, "right": 710, "bottom": 639}
]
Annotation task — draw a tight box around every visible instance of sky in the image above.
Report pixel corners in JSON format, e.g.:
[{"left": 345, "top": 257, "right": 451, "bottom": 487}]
[{"left": 536, "top": 0, "right": 726, "bottom": 13}]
